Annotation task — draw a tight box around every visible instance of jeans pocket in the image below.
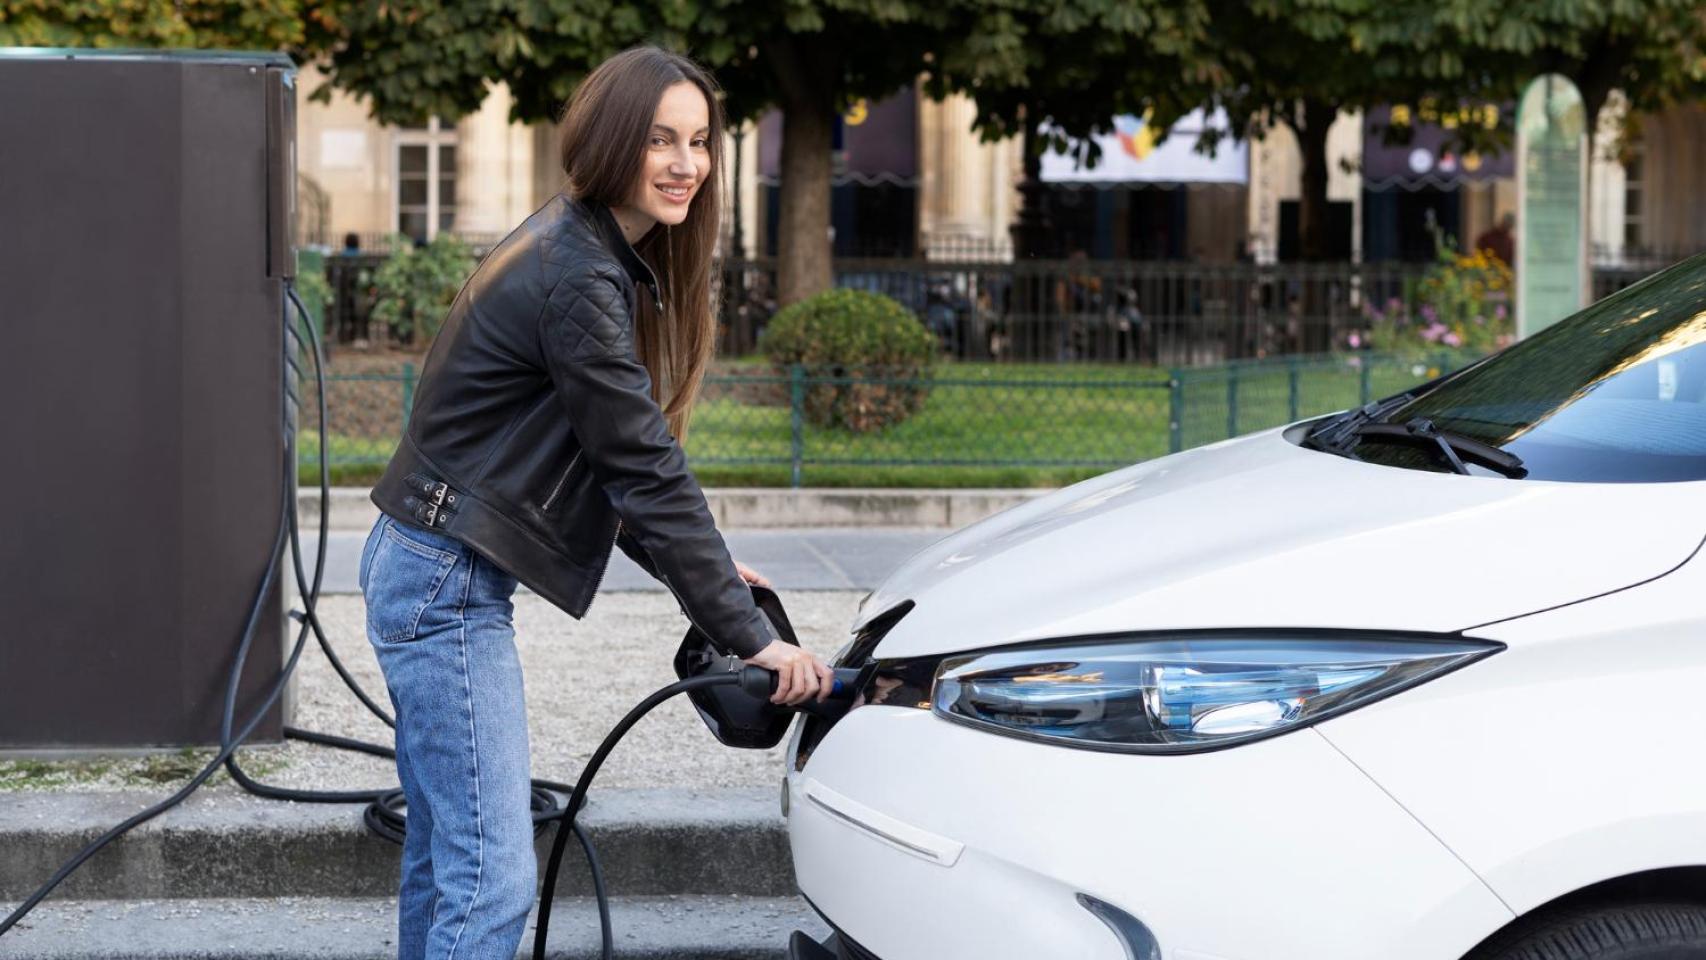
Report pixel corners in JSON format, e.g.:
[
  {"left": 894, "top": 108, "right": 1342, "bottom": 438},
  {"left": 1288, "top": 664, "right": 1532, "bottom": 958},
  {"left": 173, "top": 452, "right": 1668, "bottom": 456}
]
[
  {"left": 358, "top": 517, "right": 384, "bottom": 593},
  {"left": 366, "top": 521, "right": 460, "bottom": 643}
]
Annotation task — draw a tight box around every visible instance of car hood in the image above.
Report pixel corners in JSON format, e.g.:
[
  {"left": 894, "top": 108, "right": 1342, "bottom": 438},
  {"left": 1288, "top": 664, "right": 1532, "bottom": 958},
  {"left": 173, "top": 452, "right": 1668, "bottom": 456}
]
[{"left": 859, "top": 427, "right": 1706, "bottom": 660}]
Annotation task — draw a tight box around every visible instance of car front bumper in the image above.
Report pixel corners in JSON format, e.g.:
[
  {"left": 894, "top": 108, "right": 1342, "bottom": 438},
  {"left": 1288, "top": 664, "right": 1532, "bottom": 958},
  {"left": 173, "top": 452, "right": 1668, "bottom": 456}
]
[{"left": 786, "top": 705, "right": 1512, "bottom": 960}]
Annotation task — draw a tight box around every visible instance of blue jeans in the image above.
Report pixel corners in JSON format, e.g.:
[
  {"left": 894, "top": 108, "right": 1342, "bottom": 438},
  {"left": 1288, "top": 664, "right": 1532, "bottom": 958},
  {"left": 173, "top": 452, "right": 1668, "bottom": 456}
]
[{"left": 359, "top": 513, "right": 535, "bottom": 960}]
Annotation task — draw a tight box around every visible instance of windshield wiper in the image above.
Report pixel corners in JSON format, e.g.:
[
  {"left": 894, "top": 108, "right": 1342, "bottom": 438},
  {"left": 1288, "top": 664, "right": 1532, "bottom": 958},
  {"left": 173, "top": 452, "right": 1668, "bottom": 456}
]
[
  {"left": 1304, "top": 392, "right": 1416, "bottom": 456},
  {"left": 1354, "top": 417, "right": 1527, "bottom": 478}
]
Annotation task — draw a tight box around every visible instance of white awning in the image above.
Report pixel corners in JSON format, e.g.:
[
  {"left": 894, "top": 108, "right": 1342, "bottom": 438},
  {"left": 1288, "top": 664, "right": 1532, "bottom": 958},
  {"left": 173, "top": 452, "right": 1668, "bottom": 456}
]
[{"left": 1039, "top": 109, "right": 1247, "bottom": 185}]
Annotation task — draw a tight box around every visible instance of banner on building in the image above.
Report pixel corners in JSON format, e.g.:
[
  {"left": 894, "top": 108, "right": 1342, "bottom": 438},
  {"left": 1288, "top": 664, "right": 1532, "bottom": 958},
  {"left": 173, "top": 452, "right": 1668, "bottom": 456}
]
[{"left": 1038, "top": 108, "right": 1246, "bottom": 185}]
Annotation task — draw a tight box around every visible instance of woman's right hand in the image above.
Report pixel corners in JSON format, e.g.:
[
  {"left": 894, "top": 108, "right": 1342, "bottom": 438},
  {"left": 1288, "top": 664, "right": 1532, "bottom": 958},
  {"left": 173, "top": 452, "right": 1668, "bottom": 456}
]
[{"left": 743, "top": 640, "right": 835, "bottom": 705}]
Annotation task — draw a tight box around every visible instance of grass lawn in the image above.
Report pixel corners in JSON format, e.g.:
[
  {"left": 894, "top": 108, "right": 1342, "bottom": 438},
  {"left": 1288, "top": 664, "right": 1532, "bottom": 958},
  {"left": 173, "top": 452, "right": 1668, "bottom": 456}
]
[{"left": 298, "top": 354, "right": 1471, "bottom": 488}]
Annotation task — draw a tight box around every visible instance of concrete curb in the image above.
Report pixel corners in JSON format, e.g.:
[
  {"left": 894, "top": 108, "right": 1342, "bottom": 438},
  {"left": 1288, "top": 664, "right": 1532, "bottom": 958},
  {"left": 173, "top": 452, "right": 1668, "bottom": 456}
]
[
  {"left": 300, "top": 486, "right": 1052, "bottom": 531},
  {"left": 0, "top": 788, "right": 793, "bottom": 901},
  {"left": 0, "top": 895, "right": 828, "bottom": 959}
]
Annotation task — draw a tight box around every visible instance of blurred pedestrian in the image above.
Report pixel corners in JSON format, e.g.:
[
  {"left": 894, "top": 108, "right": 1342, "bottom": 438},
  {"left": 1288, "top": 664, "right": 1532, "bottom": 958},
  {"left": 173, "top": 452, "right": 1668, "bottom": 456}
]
[{"left": 1475, "top": 212, "right": 1515, "bottom": 268}]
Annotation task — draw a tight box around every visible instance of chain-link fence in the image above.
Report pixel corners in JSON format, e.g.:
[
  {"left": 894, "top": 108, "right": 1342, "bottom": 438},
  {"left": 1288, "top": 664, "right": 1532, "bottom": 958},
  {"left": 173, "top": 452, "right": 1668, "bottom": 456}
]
[
  {"left": 299, "top": 351, "right": 1483, "bottom": 487},
  {"left": 1170, "top": 351, "right": 1479, "bottom": 452}
]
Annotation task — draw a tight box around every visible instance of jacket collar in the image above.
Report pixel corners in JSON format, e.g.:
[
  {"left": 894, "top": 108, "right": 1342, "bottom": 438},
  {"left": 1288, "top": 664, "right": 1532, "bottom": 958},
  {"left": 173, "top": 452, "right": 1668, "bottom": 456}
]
[{"left": 573, "top": 193, "right": 664, "bottom": 312}]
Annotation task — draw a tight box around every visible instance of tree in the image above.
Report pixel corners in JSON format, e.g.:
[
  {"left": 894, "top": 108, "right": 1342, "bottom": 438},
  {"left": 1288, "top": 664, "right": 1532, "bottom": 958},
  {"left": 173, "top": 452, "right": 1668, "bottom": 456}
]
[
  {"left": 1142, "top": 0, "right": 1406, "bottom": 264},
  {"left": 1120, "top": 1, "right": 1706, "bottom": 264},
  {"left": 1364, "top": 1, "right": 1706, "bottom": 140},
  {"left": 0, "top": 0, "right": 310, "bottom": 50},
  {"left": 302, "top": 0, "right": 963, "bottom": 307},
  {"left": 1358, "top": 1, "right": 1706, "bottom": 160}
]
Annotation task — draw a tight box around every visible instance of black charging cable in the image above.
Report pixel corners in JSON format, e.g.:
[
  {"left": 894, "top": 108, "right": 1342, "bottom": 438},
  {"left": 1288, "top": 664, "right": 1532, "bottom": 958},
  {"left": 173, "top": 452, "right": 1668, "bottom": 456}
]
[
  {"left": 0, "top": 280, "right": 828, "bottom": 960},
  {"left": 531, "top": 666, "right": 785, "bottom": 960}
]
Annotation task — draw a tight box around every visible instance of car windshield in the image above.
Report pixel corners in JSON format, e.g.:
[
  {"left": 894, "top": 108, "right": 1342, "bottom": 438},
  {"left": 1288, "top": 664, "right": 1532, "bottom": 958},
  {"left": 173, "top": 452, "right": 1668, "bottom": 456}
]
[{"left": 1343, "top": 251, "right": 1706, "bottom": 482}]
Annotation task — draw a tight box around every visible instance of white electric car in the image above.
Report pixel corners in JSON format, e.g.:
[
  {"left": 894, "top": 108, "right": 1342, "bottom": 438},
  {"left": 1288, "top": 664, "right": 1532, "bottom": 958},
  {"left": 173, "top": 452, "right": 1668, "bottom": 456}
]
[{"left": 785, "top": 252, "right": 1706, "bottom": 960}]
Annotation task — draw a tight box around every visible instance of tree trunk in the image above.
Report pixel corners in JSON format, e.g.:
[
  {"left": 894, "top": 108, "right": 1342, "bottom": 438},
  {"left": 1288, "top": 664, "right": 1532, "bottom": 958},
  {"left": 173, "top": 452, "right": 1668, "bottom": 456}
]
[
  {"left": 1009, "top": 114, "right": 1054, "bottom": 260},
  {"left": 764, "top": 35, "right": 838, "bottom": 307},
  {"left": 1288, "top": 98, "right": 1338, "bottom": 354},
  {"left": 1570, "top": 35, "right": 1629, "bottom": 263},
  {"left": 1006, "top": 114, "right": 1060, "bottom": 360},
  {"left": 1294, "top": 98, "right": 1336, "bottom": 263}
]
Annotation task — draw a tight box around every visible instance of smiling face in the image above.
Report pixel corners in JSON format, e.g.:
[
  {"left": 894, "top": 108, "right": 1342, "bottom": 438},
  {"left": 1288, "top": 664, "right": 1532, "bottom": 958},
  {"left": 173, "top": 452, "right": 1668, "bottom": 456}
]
[{"left": 620, "top": 80, "right": 712, "bottom": 237}]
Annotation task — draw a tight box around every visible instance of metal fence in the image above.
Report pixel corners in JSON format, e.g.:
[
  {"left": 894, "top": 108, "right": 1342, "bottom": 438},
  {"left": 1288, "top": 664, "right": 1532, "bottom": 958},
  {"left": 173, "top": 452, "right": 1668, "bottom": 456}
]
[
  {"left": 718, "top": 257, "right": 1439, "bottom": 366},
  {"left": 314, "top": 246, "right": 1702, "bottom": 368},
  {"left": 1591, "top": 246, "right": 1703, "bottom": 301},
  {"left": 320, "top": 251, "right": 1438, "bottom": 367},
  {"left": 298, "top": 351, "right": 1482, "bottom": 486}
]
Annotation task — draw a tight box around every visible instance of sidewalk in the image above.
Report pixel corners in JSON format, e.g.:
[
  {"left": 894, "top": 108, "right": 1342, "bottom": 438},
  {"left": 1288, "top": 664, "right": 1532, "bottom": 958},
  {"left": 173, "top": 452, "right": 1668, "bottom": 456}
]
[
  {"left": 297, "top": 485, "right": 1005, "bottom": 595},
  {"left": 300, "top": 485, "right": 1050, "bottom": 531},
  {"left": 0, "top": 509, "right": 989, "bottom": 956},
  {"left": 300, "top": 526, "right": 947, "bottom": 595}
]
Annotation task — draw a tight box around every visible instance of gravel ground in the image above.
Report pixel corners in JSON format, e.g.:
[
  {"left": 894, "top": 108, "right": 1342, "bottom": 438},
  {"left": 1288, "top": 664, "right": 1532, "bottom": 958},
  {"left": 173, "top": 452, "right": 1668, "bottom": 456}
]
[{"left": 0, "top": 590, "right": 865, "bottom": 795}]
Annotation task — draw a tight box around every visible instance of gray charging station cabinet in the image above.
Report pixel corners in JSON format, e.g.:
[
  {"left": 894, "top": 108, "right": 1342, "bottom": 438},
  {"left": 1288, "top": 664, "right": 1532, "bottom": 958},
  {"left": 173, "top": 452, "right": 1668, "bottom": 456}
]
[{"left": 0, "top": 49, "right": 299, "bottom": 751}]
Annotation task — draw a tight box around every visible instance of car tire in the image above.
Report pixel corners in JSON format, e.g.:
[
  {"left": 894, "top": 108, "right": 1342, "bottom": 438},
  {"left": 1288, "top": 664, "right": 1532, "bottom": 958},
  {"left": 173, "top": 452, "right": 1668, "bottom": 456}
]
[{"left": 1474, "top": 903, "right": 1706, "bottom": 959}]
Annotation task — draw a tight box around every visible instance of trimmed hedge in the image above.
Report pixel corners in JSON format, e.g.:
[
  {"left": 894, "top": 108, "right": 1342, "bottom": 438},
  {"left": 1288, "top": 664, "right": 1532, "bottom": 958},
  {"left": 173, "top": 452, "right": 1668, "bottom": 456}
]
[{"left": 757, "top": 288, "right": 936, "bottom": 432}]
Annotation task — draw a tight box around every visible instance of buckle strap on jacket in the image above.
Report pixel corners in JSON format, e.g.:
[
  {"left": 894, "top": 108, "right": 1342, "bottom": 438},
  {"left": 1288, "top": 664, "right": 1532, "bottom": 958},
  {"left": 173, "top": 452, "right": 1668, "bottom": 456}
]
[{"left": 401, "top": 472, "right": 460, "bottom": 528}]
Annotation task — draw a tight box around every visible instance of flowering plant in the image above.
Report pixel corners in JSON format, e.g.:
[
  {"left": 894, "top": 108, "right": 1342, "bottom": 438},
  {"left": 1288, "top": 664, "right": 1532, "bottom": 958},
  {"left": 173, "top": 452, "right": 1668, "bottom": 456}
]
[{"left": 1351, "top": 228, "right": 1514, "bottom": 357}]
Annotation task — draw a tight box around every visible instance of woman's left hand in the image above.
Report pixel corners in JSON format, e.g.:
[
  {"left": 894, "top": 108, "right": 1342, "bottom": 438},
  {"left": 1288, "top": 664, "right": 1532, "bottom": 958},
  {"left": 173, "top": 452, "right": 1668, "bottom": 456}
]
[{"left": 734, "top": 560, "right": 770, "bottom": 587}]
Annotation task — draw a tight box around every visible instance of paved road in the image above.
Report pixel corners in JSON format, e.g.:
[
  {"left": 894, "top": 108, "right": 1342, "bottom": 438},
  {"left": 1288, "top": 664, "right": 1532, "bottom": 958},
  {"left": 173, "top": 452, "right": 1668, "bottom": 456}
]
[{"left": 298, "top": 527, "right": 949, "bottom": 595}]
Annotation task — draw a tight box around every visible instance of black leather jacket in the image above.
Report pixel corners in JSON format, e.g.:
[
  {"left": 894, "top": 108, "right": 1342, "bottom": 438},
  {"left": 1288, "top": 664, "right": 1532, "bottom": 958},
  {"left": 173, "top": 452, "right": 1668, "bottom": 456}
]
[{"left": 370, "top": 193, "right": 778, "bottom": 658}]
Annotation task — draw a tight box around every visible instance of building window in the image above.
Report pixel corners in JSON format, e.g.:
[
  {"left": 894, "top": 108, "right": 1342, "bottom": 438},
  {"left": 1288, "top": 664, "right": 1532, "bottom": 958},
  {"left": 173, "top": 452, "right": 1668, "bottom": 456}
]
[
  {"left": 1623, "top": 137, "right": 1644, "bottom": 251},
  {"left": 395, "top": 118, "right": 457, "bottom": 243}
]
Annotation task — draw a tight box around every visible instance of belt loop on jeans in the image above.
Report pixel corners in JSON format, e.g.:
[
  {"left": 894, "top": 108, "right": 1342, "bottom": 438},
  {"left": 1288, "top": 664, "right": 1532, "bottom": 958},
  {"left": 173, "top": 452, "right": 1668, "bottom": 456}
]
[{"left": 402, "top": 472, "right": 461, "bottom": 528}]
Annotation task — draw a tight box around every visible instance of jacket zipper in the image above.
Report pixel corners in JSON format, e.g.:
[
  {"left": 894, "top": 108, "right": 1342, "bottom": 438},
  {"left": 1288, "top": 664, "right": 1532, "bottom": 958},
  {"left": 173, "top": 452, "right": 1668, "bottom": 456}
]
[
  {"left": 543, "top": 449, "right": 621, "bottom": 610},
  {"left": 586, "top": 517, "right": 622, "bottom": 606},
  {"left": 541, "top": 451, "right": 582, "bottom": 512}
]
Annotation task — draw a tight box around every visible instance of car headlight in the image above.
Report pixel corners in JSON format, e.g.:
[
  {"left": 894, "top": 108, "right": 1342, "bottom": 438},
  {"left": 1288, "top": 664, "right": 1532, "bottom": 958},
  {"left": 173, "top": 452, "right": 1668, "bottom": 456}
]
[{"left": 925, "top": 632, "right": 1500, "bottom": 753}]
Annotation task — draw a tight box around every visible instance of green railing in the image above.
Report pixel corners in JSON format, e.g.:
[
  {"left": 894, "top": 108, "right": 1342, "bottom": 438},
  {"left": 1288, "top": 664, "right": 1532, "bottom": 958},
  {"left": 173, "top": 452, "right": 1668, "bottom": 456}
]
[
  {"left": 1171, "top": 351, "right": 1476, "bottom": 452},
  {"left": 297, "top": 352, "right": 1482, "bottom": 488}
]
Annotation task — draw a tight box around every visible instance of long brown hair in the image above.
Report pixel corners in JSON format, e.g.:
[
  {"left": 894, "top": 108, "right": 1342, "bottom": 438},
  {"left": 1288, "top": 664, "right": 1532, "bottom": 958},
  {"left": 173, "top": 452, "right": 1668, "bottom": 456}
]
[{"left": 556, "top": 44, "right": 726, "bottom": 443}]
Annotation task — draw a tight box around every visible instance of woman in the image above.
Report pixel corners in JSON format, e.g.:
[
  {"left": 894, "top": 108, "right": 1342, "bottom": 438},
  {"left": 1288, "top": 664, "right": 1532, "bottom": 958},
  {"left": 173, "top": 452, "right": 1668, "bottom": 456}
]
[{"left": 357, "top": 44, "right": 835, "bottom": 960}]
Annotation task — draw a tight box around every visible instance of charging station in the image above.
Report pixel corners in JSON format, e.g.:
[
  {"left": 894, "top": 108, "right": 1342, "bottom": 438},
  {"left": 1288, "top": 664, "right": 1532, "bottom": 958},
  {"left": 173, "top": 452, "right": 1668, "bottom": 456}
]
[{"left": 0, "top": 49, "right": 299, "bottom": 751}]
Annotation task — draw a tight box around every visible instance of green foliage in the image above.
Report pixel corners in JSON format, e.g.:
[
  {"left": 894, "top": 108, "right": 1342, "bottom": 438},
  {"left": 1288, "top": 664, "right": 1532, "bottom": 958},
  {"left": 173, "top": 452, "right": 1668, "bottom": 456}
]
[
  {"left": 302, "top": 0, "right": 950, "bottom": 127},
  {"left": 758, "top": 288, "right": 937, "bottom": 432},
  {"left": 365, "top": 234, "right": 474, "bottom": 345},
  {"left": 299, "top": 0, "right": 539, "bottom": 124},
  {"left": 0, "top": 0, "right": 311, "bottom": 49},
  {"left": 1353, "top": 1, "right": 1706, "bottom": 126},
  {"left": 931, "top": 0, "right": 1213, "bottom": 164}
]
